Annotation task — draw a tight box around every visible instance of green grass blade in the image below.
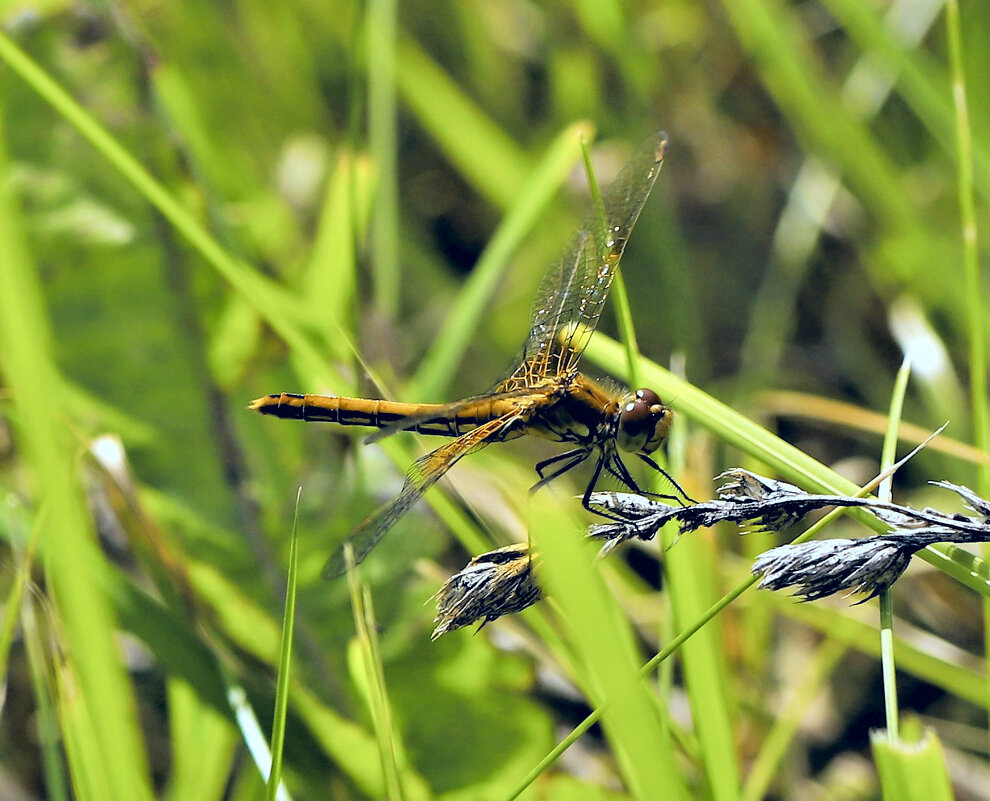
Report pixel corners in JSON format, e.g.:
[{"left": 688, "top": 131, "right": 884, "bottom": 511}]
[
  {"left": 821, "top": 0, "right": 990, "bottom": 202},
  {"left": 228, "top": 684, "right": 292, "bottom": 801},
  {"left": 871, "top": 725, "right": 954, "bottom": 801},
  {"left": 367, "top": 0, "right": 400, "bottom": 317},
  {"left": 0, "top": 88, "right": 154, "bottom": 801},
  {"left": 720, "top": 0, "right": 921, "bottom": 234},
  {"left": 346, "top": 578, "right": 406, "bottom": 801},
  {"left": 0, "top": 30, "right": 330, "bottom": 385},
  {"left": 0, "top": 562, "right": 26, "bottom": 688},
  {"left": 266, "top": 490, "right": 301, "bottom": 801},
  {"left": 303, "top": 148, "right": 371, "bottom": 356},
  {"left": 396, "top": 35, "right": 532, "bottom": 209},
  {"left": 184, "top": 560, "right": 431, "bottom": 797},
  {"left": 102, "top": 567, "right": 231, "bottom": 716},
  {"left": 290, "top": 683, "right": 432, "bottom": 801},
  {"left": 579, "top": 135, "right": 607, "bottom": 243},
  {"left": 878, "top": 355, "right": 912, "bottom": 741},
  {"left": 944, "top": 0, "right": 990, "bottom": 496},
  {"left": 409, "top": 120, "right": 594, "bottom": 398},
  {"left": 22, "top": 598, "right": 71, "bottom": 801},
  {"left": 879, "top": 356, "right": 913, "bottom": 501},
  {"left": 665, "top": 513, "right": 741, "bottom": 801},
  {"left": 0, "top": 499, "right": 46, "bottom": 687},
  {"left": 165, "top": 680, "right": 237, "bottom": 801},
  {"left": 529, "top": 494, "right": 690, "bottom": 801}
]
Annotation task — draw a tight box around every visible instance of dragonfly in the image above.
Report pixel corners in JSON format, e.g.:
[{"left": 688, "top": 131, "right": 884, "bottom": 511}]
[{"left": 252, "top": 130, "right": 685, "bottom": 578}]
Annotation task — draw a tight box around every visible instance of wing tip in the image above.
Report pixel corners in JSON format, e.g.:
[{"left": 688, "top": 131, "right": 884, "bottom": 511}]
[{"left": 321, "top": 553, "right": 347, "bottom": 579}]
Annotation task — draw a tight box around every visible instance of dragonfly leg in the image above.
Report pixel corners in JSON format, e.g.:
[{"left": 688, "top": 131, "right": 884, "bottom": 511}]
[
  {"left": 637, "top": 454, "right": 696, "bottom": 504},
  {"left": 606, "top": 453, "right": 683, "bottom": 504},
  {"left": 581, "top": 452, "right": 635, "bottom": 523},
  {"left": 535, "top": 448, "right": 587, "bottom": 479},
  {"left": 530, "top": 448, "right": 590, "bottom": 493},
  {"left": 607, "top": 453, "right": 681, "bottom": 507}
]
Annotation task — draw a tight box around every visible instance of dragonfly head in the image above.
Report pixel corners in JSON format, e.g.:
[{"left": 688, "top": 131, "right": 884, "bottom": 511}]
[{"left": 616, "top": 388, "right": 672, "bottom": 454}]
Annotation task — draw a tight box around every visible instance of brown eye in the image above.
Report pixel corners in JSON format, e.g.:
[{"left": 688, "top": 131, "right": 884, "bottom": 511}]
[
  {"left": 635, "top": 388, "right": 661, "bottom": 407},
  {"left": 617, "top": 388, "right": 671, "bottom": 454}
]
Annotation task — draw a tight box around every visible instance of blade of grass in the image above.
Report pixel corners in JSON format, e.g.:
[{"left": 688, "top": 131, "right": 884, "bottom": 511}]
[
  {"left": 149, "top": 60, "right": 256, "bottom": 200},
  {"left": 228, "top": 684, "right": 292, "bottom": 801},
  {"left": 944, "top": 0, "right": 989, "bottom": 498},
  {"left": 303, "top": 149, "right": 373, "bottom": 356},
  {"left": 290, "top": 682, "right": 431, "bottom": 801},
  {"left": 877, "top": 355, "right": 912, "bottom": 742},
  {"left": 408, "top": 120, "right": 594, "bottom": 399},
  {"left": 580, "top": 136, "right": 607, "bottom": 244},
  {"left": 0, "top": 31, "right": 330, "bottom": 383},
  {"left": 663, "top": 487, "right": 741, "bottom": 799},
  {"left": 346, "top": 578, "right": 407, "bottom": 801},
  {"left": 821, "top": 0, "right": 990, "bottom": 201},
  {"left": 103, "top": 566, "right": 231, "bottom": 716},
  {"left": 757, "top": 390, "right": 988, "bottom": 465},
  {"left": 265, "top": 489, "right": 302, "bottom": 801},
  {"left": 185, "top": 561, "right": 432, "bottom": 797},
  {"left": 720, "top": 0, "right": 921, "bottom": 235},
  {"left": 529, "top": 494, "right": 689, "bottom": 801},
  {"left": 942, "top": 0, "right": 990, "bottom": 757},
  {"left": 0, "top": 499, "right": 47, "bottom": 687},
  {"left": 22, "top": 598, "right": 71, "bottom": 801},
  {"left": 665, "top": 532, "right": 741, "bottom": 800},
  {"left": 366, "top": 0, "right": 399, "bottom": 317},
  {"left": 396, "top": 35, "right": 532, "bottom": 210},
  {"left": 165, "top": 679, "right": 238, "bottom": 801},
  {"left": 0, "top": 86, "right": 154, "bottom": 801},
  {"left": 871, "top": 725, "right": 954, "bottom": 801},
  {"left": 656, "top": 353, "right": 688, "bottom": 759}
]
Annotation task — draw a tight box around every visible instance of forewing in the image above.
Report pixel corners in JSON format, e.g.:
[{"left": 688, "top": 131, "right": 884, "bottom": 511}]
[
  {"left": 497, "top": 131, "right": 668, "bottom": 391},
  {"left": 322, "top": 414, "right": 519, "bottom": 578}
]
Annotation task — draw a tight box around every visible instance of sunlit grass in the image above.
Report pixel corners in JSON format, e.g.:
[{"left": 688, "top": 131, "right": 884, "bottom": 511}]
[{"left": 0, "top": 1, "right": 987, "bottom": 799}]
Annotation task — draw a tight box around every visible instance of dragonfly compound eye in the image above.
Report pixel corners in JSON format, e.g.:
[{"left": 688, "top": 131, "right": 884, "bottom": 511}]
[{"left": 617, "top": 388, "right": 672, "bottom": 454}]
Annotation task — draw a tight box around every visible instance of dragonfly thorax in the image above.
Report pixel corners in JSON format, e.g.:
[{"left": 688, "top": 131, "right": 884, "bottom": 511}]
[{"left": 616, "top": 388, "right": 672, "bottom": 454}]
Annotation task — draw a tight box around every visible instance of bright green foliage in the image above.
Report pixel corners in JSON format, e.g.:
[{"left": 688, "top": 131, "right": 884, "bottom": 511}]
[{"left": 0, "top": 1, "right": 988, "bottom": 799}]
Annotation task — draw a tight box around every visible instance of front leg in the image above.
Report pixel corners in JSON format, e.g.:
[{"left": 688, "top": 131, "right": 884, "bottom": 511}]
[
  {"left": 531, "top": 448, "right": 590, "bottom": 493},
  {"left": 579, "top": 452, "right": 636, "bottom": 524},
  {"left": 636, "top": 454, "right": 695, "bottom": 504}
]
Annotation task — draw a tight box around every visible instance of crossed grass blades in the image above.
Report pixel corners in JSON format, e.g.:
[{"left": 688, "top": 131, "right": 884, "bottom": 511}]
[{"left": 433, "top": 468, "right": 990, "bottom": 637}]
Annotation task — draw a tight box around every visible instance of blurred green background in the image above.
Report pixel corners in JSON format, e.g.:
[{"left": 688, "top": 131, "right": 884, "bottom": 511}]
[{"left": 1, "top": 0, "right": 989, "bottom": 799}]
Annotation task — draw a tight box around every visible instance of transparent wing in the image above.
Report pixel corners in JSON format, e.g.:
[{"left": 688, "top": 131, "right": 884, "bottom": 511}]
[
  {"left": 322, "top": 414, "right": 520, "bottom": 578},
  {"left": 497, "top": 131, "right": 668, "bottom": 392}
]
